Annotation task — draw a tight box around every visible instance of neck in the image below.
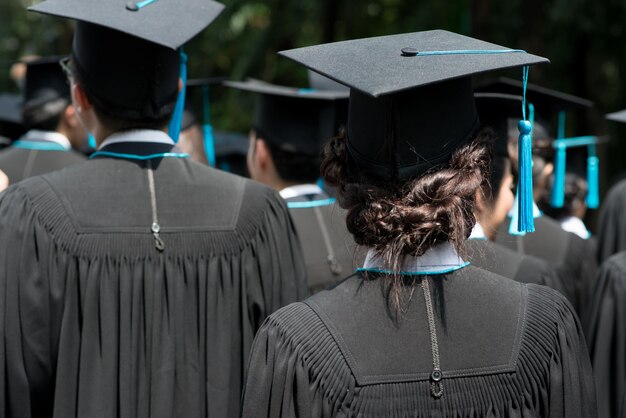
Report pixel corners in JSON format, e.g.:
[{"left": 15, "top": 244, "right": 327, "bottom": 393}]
[{"left": 476, "top": 211, "right": 496, "bottom": 241}]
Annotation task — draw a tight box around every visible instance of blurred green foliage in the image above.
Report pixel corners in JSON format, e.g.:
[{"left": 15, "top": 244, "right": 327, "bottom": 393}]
[{"left": 2, "top": 0, "right": 626, "bottom": 183}]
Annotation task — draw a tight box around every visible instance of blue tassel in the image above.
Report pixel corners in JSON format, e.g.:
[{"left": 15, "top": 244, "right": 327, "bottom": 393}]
[
  {"left": 203, "top": 124, "right": 216, "bottom": 167},
  {"left": 88, "top": 134, "right": 96, "bottom": 149},
  {"left": 201, "top": 84, "right": 216, "bottom": 167},
  {"left": 517, "top": 120, "right": 535, "bottom": 233},
  {"left": 168, "top": 49, "right": 188, "bottom": 143},
  {"left": 550, "top": 142, "right": 566, "bottom": 208},
  {"left": 586, "top": 144, "right": 599, "bottom": 209},
  {"left": 508, "top": 192, "right": 526, "bottom": 236}
]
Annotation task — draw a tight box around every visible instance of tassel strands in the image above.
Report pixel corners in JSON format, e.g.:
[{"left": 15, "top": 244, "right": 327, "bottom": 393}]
[
  {"left": 516, "top": 66, "right": 535, "bottom": 233},
  {"left": 586, "top": 143, "right": 600, "bottom": 209},
  {"left": 202, "top": 84, "right": 217, "bottom": 167},
  {"left": 168, "top": 49, "right": 188, "bottom": 142}
]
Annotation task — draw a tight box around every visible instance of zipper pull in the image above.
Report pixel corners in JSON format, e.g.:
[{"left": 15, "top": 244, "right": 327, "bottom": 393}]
[{"left": 151, "top": 222, "right": 165, "bottom": 251}]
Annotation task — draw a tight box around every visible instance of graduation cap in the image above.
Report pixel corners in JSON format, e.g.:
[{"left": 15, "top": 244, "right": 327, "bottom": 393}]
[
  {"left": 279, "top": 30, "right": 548, "bottom": 232},
  {"left": 28, "top": 0, "right": 224, "bottom": 124},
  {"left": 0, "top": 93, "right": 25, "bottom": 144},
  {"left": 474, "top": 92, "right": 552, "bottom": 156},
  {"left": 213, "top": 130, "right": 249, "bottom": 176},
  {"left": 308, "top": 70, "right": 349, "bottom": 92},
  {"left": 225, "top": 79, "right": 349, "bottom": 156},
  {"left": 182, "top": 77, "right": 226, "bottom": 166},
  {"left": 550, "top": 135, "right": 607, "bottom": 210},
  {"left": 22, "top": 56, "right": 71, "bottom": 127},
  {"left": 475, "top": 77, "right": 593, "bottom": 117}
]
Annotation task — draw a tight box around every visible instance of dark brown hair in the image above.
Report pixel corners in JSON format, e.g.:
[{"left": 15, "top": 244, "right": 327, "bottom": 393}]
[{"left": 321, "top": 129, "right": 494, "bottom": 273}]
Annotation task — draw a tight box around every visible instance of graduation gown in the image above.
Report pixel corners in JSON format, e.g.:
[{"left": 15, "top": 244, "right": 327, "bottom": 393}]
[
  {"left": 584, "top": 251, "right": 626, "bottom": 418},
  {"left": 0, "top": 135, "right": 307, "bottom": 418},
  {"left": 282, "top": 185, "right": 364, "bottom": 294},
  {"left": 0, "top": 132, "right": 85, "bottom": 184},
  {"left": 242, "top": 264, "right": 596, "bottom": 417},
  {"left": 466, "top": 238, "right": 570, "bottom": 300},
  {"left": 596, "top": 179, "right": 626, "bottom": 264},
  {"left": 496, "top": 215, "right": 597, "bottom": 316}
]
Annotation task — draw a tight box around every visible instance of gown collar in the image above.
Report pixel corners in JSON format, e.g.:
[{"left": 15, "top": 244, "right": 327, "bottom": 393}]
[
  {"left": 559, "top": 216, "right": 591, "bottom": 239},
  {"left": 19, "top": 130, "right": 72, "bottom": 150},
  {"left": 98, "top": 129, "right": 174, "bottom": 150},
  {"left": 279, "top": 184, "right": 324, "bottom": 199},
  {"left": 469, "top": 223, "right": 488, "bottom": 240},
  {"left": 359, "top": 242, "right": 469, "bottom": 275}
]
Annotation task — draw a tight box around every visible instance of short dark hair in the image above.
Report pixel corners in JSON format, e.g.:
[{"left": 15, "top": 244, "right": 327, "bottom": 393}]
[
  {"left": 22, "top": 99, "right": 68, "bottom": 131},
  {"left": 264, "top": 141, "right": 321, "bottom": 184},
  {"left": 71, "top": 58, "right": 175, "bottom": 133}
]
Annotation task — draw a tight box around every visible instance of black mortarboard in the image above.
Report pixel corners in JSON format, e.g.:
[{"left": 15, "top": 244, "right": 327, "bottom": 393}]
[
  {"left": 29, "top": 0, "right": 224, "bottom": 122},
  {"left": 308, "top": 70, "right": 349, "bottom": 92},
  {"left": 475, "top": 77, "right": 593, "bottom": 113},
  {"left": 183, "top": 77, "right": 226, "bottom": 166},
  {"left": 225, "top": 79, "right": 349, "bottom": 156},
  {"left": 474, "top": 92, "right": 552, "bottom": 157},
  {"left": 0, "top": 94, "right": 25, "bottom": 142},
  {"left": 22, "top": 56, "right": 71, "bottom": 126},
  {"left": 279, "top": 30, "right": 548, "bottom": 180},
  {"left": 214, "top": 131, "right": 249, "bottom": 176}
]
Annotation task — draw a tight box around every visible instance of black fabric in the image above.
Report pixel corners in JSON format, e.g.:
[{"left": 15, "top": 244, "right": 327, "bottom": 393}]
[
  {"left": 0, "top": 146, "right": 85, "bottom": 185},
  {"left": 466, "top": 239, "right": 568, "bottom": 297},
  {"left": 23, "top": 56, "right": 70, "bottom": 114},
  {"left": 584, "top": 252, "right": 626, "bottom": 418},
  {"left": 474, "top": 93, "right": 522, "bottom": 156},
  {"left": 285, "top": 193, "right": 365, "bottom": 294},
  {"left": 0, "top": 142, "right": 307, "bottom": 418},
  {"left": 72, "top": 22, "right": 180, "bottom": 121},
  {"left": 226, "top": 80, "right": 348, "bottom": 155},
  {"left": 596, "top": 179, "right": 626, "bottom": 264},
  {"left": 242, "top": 267, "right": 596, "bottom": 417},
  {"left": 0, "top": 94, "right": 25, "bottom": 141},
  {"left": 279, "top": 30, "right": 548, "bottom": 98},
  {"left": 346, "top": 77, "right": 480, "bottom": 180},
  {"left": 496, "top": 215, "right": 597, "bottom": 317},
  {"left": 475, "top": 77, "right": 593, "bottom": 115},
  {"left": 29, "top": 0, "right": 224, "bottom": 50}
]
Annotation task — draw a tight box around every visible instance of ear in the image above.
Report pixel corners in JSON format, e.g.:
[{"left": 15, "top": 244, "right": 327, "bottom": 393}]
[
  {"left": 543, "top": 161, "right": 554, "bottom": 177},
  {"left": 71, "top": 82, "right": 92, "bottom": 113},
  {"left": 255, "top": 139, "right": 272, "bottom": 170},
  {"left": 63, "top": 105, "right": 79, "bottom": 128}
]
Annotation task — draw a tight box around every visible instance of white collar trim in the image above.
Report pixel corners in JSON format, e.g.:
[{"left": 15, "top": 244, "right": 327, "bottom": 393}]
[
  {"left": 362, "top": 242, "right": 468, "bottom": 274},
  {"left": 21, "top": 130, "right": 71, "bottom": 150},
  {"left": 279, "top": 184, "right": 324, "bottom": 199},
  {"left": 98, "top": 129, "right": 174, "bottom": 150},
  {"left": 469, "top": 223, "right": 488, "bottom": 240}
]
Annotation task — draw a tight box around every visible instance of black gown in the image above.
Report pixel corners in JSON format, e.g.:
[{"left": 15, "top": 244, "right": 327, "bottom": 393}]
[
  {"left": 496, "top": 215, "right": 596, "bottom": 316},
  {"left": 596, "top": 179, "right": 626, "bottom": 264},
  {"left": 466, "top": 238, "right": 570, "bottom": 300},
  {"left": 0, "top": 136, "right": 85, "bottom": 184},
  {"left": 584, "top": 251, "right": 626, "bottom": 418},
  {"left": 0, "top": 139, "right": 307, "bottom": 418},
  {"left": 284, "top": 189, "right": 364, "bottom": 294},
  {"left": 242, "top": 266, "right": 596, "bottom": 417}
]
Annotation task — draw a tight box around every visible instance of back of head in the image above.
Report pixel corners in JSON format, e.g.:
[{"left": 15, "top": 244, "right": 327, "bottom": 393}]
[
  {"left": 71, "top": 22, "right": 180, "bottom": 131},
  {"left": 22, "top": 56, "right": 70, "bottom": 131},
  {"left": 321, "top": 128, "right": 493, "bottom": 263}
]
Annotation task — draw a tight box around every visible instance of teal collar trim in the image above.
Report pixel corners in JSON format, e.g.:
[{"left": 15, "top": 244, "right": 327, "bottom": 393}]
[
  {"left": 357, "top": 262, "right": 470, "bottom": 276},
  {"left": 12, "top": 140, "right": 68, "bottom": 152},
  {"left": 89, "top": 151, "right": 190, "bottom": 161},
  {"left": 287, "top": 198, "right": 336, "bottom": 209}
]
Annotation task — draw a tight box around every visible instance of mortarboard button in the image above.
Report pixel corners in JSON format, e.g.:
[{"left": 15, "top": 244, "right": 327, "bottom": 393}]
[
  {"left": 401, "top": 47, "right": 418, "bottom": 57},
  {"left": 125, "top": 3, "right": 139, "bottom": 11}
]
